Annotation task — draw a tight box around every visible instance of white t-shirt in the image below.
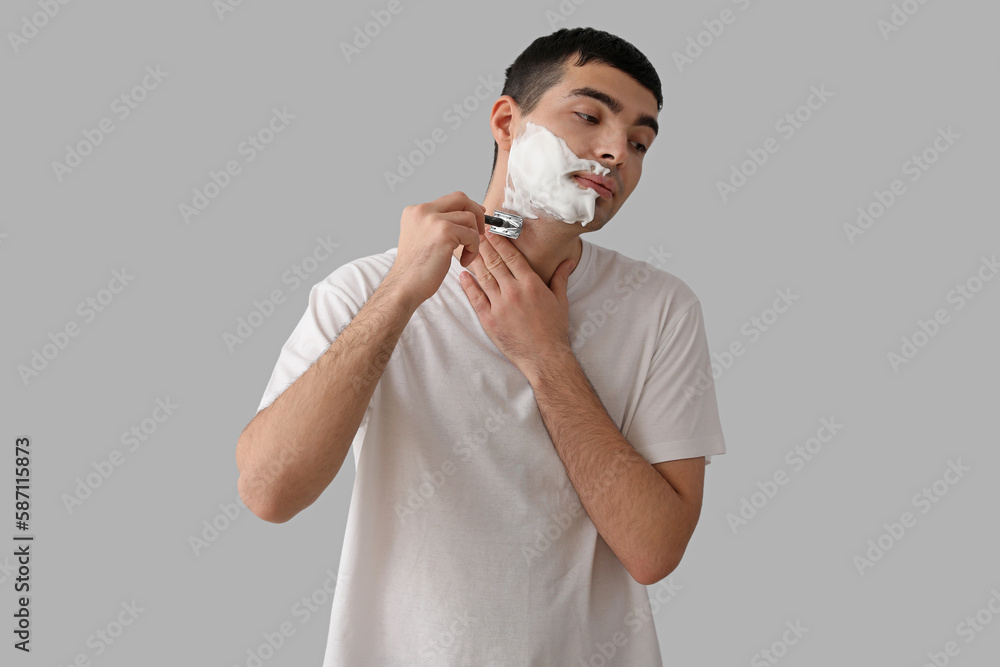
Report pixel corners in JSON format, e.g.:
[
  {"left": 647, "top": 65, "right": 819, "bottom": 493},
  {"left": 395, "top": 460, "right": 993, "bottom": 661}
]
[{"left": 256, "top": 237, "right": 727, "bottom": 666}]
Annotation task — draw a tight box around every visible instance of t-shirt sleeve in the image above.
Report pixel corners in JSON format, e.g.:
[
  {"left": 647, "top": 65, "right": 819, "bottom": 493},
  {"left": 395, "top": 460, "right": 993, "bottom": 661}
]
[
  {"left": 255, "top": 280, "right": 373, "bottom": 430},
  {"left": 624, "top": 299, "right": 726, "bottom": 466}
]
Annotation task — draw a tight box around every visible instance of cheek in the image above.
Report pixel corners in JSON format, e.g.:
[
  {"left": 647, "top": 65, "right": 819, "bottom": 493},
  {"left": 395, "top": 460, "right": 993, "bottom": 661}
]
[
  {"left": 628, "top": 169, "right": 642, "bottom": 193},
  {"left": 617, "top": 179, "right": 633, "bottom": 200}
]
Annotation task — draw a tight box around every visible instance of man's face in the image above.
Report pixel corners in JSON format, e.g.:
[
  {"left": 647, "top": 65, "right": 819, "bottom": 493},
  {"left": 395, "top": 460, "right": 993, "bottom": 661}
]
[{"left": 511, "top": 58, "right": 659, "bottom": 230}]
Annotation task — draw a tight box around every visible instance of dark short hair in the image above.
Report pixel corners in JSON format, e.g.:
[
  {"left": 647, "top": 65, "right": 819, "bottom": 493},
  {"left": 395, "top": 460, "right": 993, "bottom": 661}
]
[{"left": 488, "top": 27, "right": 662, "bottom": 186}]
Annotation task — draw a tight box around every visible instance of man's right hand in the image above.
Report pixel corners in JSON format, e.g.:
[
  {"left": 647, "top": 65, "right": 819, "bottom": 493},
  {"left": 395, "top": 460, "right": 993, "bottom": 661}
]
[{"left": 388, "top": 191, "right": 486, "bottom": 306}]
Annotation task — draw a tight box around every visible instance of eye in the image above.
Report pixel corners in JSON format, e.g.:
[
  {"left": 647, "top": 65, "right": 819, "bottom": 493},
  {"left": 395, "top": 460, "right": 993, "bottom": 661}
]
[{"left": 576, "top": 112, "right": 648, "bottom": 154}]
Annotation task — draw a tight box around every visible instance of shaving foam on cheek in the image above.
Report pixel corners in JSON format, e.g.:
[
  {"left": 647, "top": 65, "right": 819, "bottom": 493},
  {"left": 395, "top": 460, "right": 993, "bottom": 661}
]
[{"left": 502, "top": 121, "right": 610, "bottom": 225}]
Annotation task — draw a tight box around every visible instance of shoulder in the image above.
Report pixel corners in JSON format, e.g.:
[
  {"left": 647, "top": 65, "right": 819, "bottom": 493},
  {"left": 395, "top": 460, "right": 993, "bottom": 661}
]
[
  {"left": 586, "top": 241, "right": 700, "bottom": 311},
  {"left": 312, "top": 247, "right": 399, "bottom": 306}
]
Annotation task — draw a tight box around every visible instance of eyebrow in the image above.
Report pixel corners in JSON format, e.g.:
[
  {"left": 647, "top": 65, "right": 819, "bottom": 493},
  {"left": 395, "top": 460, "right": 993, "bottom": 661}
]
[{"left": 563, "top": 86, "right": 658, "bottom": 137}]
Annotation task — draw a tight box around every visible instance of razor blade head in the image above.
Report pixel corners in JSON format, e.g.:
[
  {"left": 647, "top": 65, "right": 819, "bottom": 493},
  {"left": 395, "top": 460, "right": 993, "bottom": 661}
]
[{"left": 485, "top": 210, "right": 523, "bottom": 239}]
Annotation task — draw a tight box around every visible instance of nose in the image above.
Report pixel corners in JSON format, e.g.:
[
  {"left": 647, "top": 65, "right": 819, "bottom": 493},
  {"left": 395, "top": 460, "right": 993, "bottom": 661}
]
[{"left": 594, "top": 126, "right": 629, "bottom": 167}]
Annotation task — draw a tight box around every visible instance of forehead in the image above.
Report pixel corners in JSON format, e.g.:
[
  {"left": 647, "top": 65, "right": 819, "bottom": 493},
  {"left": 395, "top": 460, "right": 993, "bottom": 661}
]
[{"left": 546, "top": 59, "right": 659, "bottom": 117}]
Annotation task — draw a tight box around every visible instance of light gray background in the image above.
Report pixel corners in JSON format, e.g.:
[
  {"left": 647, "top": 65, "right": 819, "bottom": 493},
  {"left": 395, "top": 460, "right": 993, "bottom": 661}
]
[{"left": 3, "top": 1, "right": 998, "bottom": 665}]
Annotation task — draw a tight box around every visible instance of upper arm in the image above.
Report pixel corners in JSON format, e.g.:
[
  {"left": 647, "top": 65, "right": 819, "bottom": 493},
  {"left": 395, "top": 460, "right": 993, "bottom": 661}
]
[{"left": 624, "top": 299, "right": 726, "bottom": 467}]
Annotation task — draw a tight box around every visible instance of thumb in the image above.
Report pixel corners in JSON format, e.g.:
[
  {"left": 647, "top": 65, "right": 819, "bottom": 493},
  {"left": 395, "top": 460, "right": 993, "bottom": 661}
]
[{"left": 550, "top": 259, "right": 575, "bottom": 298}]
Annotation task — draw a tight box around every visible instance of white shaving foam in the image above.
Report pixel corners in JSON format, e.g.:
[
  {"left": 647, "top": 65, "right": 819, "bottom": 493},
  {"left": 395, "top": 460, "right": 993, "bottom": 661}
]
[{"left": 502, "top": 121, "right": 610, "bottom": 225}]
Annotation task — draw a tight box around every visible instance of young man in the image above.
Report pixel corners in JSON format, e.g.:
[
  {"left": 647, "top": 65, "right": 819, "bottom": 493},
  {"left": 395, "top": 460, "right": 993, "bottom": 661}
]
[{"left": 237, "top": 27, "right": 726, "bottom": 666}]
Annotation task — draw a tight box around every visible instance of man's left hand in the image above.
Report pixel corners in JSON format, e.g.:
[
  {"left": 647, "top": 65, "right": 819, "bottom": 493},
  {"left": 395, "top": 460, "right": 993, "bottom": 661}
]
[{"left": 458, "top": 231, "right": 576, "bottom": 380}]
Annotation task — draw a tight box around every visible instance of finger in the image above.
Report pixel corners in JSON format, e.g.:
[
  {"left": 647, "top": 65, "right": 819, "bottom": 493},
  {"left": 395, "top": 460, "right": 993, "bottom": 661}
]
[
  {"left": 477, "top": 231, "right": 514, "bottom": 286},
  {"left": 482, "top": 232, "right": 529, "bottom": 281},
  {"left": 437, "top": 211, "right": 480, "bottom": 265},
  {"left": 465, "top": 247, "right": 487, "bottom": 278},
  {"left": 488, "top": 234, "right": 535, "bottom": 280},
  {"left": 549, "top": 258, "right": 574, "bottom": 304},
  {"left": 464, "top": 243, "right": 500, "bottom": 298},
  {"left": 458, "top": 270, "right": 490, "bottom": 312},
  {"left": 435, "top": 191, "right": 486, "bottom": 237}
]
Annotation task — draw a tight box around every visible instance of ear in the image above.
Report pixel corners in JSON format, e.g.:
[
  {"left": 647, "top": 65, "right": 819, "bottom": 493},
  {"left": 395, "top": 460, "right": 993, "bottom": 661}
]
[{"left": 490, "top": 96, "right": 518, "bottom": 152}]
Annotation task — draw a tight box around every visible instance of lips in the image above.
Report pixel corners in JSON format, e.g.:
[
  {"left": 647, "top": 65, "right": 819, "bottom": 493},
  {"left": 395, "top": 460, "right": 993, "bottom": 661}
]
[{"left": 573, "top": 174, "right": 614, "bottom": 199}]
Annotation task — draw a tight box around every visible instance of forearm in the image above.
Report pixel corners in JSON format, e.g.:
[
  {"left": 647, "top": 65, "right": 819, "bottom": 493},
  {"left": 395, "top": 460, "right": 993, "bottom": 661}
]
[
  {"left": 237, "top": 270, "right": 419, "bottom": 523},
  {"left": 527, "top": 352, "right": 692, "bottom": 583}
]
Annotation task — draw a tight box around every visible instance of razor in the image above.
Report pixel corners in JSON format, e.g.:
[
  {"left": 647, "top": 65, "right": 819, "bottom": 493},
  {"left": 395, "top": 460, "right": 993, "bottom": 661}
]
[{"left": 484, "top": 210, "right": 523, "bottom": 239}]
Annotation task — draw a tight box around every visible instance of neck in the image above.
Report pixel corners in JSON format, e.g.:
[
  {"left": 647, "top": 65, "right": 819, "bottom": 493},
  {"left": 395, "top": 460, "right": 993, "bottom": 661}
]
[{"left": 454, "top": 182, "right": 585, "bottom": 287}]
